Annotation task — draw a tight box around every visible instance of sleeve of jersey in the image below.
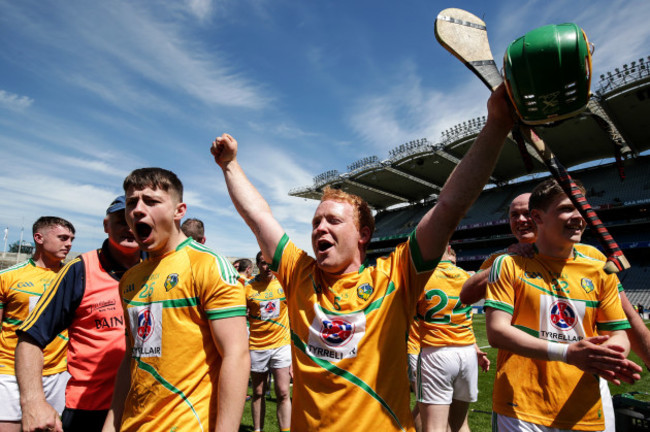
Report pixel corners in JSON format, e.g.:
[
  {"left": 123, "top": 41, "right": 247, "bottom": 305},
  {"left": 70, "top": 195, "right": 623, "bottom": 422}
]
[
  {"left": 484, "top": 254, "right": 516, "bottom": 315},
  {"left": 199, "top": 254, "right": 247, "bottom": 321},
  {"left": 479, "top": 253, "right": 498, "bottom": 271},
  {"left": 596, "top": 273, "right": 631, "bottom": 332},
  {"left": 396, "top": 230, "right": 441, "bottom": 309},
  {"left": 17, "top": 258, "right": 85, "bottom": 348},
  {"left": 269, "top": 234, "right": 312, "bottom": 298}
]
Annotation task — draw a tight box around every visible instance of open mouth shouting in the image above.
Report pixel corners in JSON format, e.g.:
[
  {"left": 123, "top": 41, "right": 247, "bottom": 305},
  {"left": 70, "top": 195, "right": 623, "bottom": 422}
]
[
  {"left": 135, "top": 222, "right": 153, "bottom": 244},
  {"left": 317, "top": 238, "right": 334, "bottom": 254}
]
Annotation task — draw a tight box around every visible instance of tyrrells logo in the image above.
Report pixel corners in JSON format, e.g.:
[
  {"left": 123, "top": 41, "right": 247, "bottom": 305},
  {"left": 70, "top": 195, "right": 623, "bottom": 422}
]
[
  {"left": 260, "top": 299, "right": 280, "bottom": 320},
  {"left": 538, "top": 295, "right": 586, "bottom": 343},
  {"left": 164, "top": 273, "right": 179, "bottom": 292},
  {"left": 307, "top": 305, "right": 366, "bottom": 362},
  {"left": 137, "top": 310, "right": 155, "bottom": 342},
  {"left": 128, "top": 304, "right": 163, "bottom": 357},
  {"left": 549, "top": 300, "right": 577, "bottom": 331},
  {"left": 320, "top": 319, "right": 354, "bottom": 347}
]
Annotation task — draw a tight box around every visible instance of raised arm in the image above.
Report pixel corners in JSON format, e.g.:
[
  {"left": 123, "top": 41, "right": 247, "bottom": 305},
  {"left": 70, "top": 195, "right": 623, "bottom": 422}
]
[
  {"left": 416, "top": 85, "right": 513, "bottom": 262},
  {"left": 212, "top": 133, "right": 284, "bottom": 262},
  {"left": 460, "top": 270, "right": 489, "bottom": 305}
]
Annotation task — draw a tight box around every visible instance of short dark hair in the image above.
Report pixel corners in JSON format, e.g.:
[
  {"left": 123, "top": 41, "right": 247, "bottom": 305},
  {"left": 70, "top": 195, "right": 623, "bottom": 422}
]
[
  {"left": 234, "top": 258, "right": 252, "bottom": 271},
  {"left": 123, "top": 168, "right": 183, "bottom": 202},
  {"left": 255, "top": 251, "right": 265, "bottom": 265},
  {"left": 32, "top": 216, "right": 75, "bottom": 236},
  {"left": 529, "top": 178, "right": 585, "bottom": 212},
  {"left": 181, "top": 218, "right": 205, "bottom": 242}
]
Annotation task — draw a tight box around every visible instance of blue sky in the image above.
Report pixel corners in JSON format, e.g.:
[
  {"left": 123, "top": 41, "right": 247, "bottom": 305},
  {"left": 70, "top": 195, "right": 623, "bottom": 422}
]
[{"left": 1, "top": 0, "right": 649, "bottom": 258}]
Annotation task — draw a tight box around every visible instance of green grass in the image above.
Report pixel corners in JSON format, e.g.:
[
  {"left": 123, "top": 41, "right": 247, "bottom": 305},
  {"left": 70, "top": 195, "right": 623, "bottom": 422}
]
[{"left": 240, "top": 314, "right": 650, "bottom": 431}]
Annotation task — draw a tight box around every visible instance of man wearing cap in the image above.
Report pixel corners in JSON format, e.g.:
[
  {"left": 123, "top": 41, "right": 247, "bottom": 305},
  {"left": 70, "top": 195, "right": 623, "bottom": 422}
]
[{"left": 15, "top": 196, "right": 142, "bottom": 432}]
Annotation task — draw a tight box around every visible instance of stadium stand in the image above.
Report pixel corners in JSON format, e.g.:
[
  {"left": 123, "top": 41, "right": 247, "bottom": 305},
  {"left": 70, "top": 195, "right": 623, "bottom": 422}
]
[{"left": 290, "top": 56, "right": 650, "bottom": 293}]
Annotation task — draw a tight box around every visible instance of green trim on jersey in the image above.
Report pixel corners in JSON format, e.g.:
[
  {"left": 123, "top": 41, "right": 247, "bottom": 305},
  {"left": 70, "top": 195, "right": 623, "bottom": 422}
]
[
  {"left": 0, "top": 259, "right": 31, "bottom": 275},
  {"left": 513, "top": 324, "right": 539, "bottom": 338},
  {"left": 3, "top": 317, "right": 22, "bottom": 325},
  {"left": 408, "top": 230, "right": 440, "bottom": 273},
  {"left": 488, "top": 254, "right": 511, "bottom": 283},
  {"left": 135, "top": 358, "right": 204, "bottom": 432},
  {"left": 597, "top": 320, "right": 631, "bottom": 332},
  {"left": 124, "top": 297, "right": 200, "bottom": 308},
  {"left": 8, "top": 287, "right": 43, "bottom": 296},
  {"left": 291, "top": 332, "right": 408, "bottom": 432},
  {"left": 185, "top": 239, "right": 240, "bottom": 285},
  {"left": 315, "top": 282, "right": 397, "bottom": 317},
  {"left": 205, "top": 306, "right": 247, "bottom": 320},
  {"left": 270, "top": 234, "right": 290, "bottom": 273},
  {"left": 484, "top": 300, "right": 514, "bottom": 315},
  {"left": 520, "top": 279, "right": 600, "bottom": 307},
  {"left": 249, "top": 316, "right": 288, "bottom": 329}
]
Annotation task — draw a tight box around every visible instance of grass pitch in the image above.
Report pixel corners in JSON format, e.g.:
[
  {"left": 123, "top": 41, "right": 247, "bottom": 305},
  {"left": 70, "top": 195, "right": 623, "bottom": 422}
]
[{"left": 239, "top": 314, "right": 650, "bottom": 431}]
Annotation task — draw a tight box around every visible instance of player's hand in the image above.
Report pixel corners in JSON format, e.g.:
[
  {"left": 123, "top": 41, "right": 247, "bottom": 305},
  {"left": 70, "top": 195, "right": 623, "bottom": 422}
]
[
  {"left": 477, "top": 349, "right": 490, "bottom": 372},
  {"left": 486, "top": 84, "right": 515, "bottom": 131},
  {"left": 566, "top": 336, "right": 641, "bottom": 385},
  {"left": 211, "top": 133, "right": 238, "bottom": 168},
  {"left": 21, "top": 399, "right": 62, "bottom": 432},
  {"left": 507, "top": 242, "right": 535, "bottom": 258}
]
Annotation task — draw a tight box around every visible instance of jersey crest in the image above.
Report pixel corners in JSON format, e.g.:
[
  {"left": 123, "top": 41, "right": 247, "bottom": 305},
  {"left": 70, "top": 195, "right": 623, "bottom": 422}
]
[
  {"left": 580, "top": 278, "right": 595, "bottom": 294},
  {"left": 356, "top": 283, "right": 373, "bottom": 301},
  {"left": 164, "top": 273, "right": 179, "bottom": 292}
]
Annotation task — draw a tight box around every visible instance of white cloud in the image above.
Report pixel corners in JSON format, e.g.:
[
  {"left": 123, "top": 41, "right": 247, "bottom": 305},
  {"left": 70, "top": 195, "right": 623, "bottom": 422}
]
[
  {"left": 186, "top": 0, "right": 214, "bottom": 21},
  {"left": 0, "top": 90, "right": 33, "bottom": 111},
  {"left": 347, "top": 61, "right": 490, "bottom": 156}
]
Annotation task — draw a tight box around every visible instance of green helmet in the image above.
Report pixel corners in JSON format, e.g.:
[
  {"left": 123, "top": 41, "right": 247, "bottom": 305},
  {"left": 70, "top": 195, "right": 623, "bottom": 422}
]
[{"left": 503, "top": 23, "right": 592, "bottom": 125}]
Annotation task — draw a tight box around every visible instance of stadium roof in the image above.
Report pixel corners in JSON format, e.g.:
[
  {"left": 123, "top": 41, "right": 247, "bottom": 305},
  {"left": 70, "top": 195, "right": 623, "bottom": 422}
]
[{"left": 290, "top": 57, "right": 650, "bottom": 210}]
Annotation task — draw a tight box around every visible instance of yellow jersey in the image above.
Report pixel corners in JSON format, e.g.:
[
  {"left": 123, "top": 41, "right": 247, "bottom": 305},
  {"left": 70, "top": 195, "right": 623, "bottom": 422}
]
[
  {"left": 119, "top": 239, "right": 246, "bottom": 432},
  {"left": 485, "top": 249, "right": 630, "bottom": 430},
  {"left": 0, "top": 259, "right": 67, "bottom": 375},
  {"left": 417, "top": 260, "right": 475, "bottom": 347},
  {"left": 271, "top": 231, "right": 439, "bottom": 432},
  {"left": 406, "top": 317, "right": 420, "bottom": 356},
  {"left": 245, "top": 276, "right": 290, "bottom": 350}
]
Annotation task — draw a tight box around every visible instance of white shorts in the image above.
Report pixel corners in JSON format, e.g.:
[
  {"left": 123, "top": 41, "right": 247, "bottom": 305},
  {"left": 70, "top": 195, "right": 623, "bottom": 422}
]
[
  {"left": 492, "top": 413, "right": 604, "bottom": 432},
  {"left": 599, "top": 377, "right": 614, "bottom": 432},
  {"left": 250, "top": 344, "right": 291, "bottom": 373},
  {"left": 0, "top": 371, "right": 70, "bottom": 421},
  {"left": 417, "top": 345, "right": 478, "bottom": 404},
  {"left": 408, "top": 353, "right": 418, "bottom": 384}
]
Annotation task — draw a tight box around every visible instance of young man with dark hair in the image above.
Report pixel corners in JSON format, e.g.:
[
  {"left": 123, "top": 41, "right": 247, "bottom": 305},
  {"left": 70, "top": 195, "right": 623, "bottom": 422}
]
[
  {"left": 212, "top": 87, "right": 514, "bottom": 431},
  {"left": 485, "top": 178, "right": 641, "bottom": 431},
  {"left": 234, "top": 258, "right": 253, "bottom": 284},
  {"left": 416, "top": 245, "right": 489, "bottom": 432},
  {"left": 103, "top": 168, "right": 249, "bottom": 432},
  {"left": 181, "top": 218, "right": 206, "bottom": 244},
  {"left": 16, "top": 196, "right": 141, "bottom": 432},
  {"left": 246, "top": 251, "right": 291, "bottom": 432},
  {"left": 0, "top": 216, "right": 75, "bottom": 432}
]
